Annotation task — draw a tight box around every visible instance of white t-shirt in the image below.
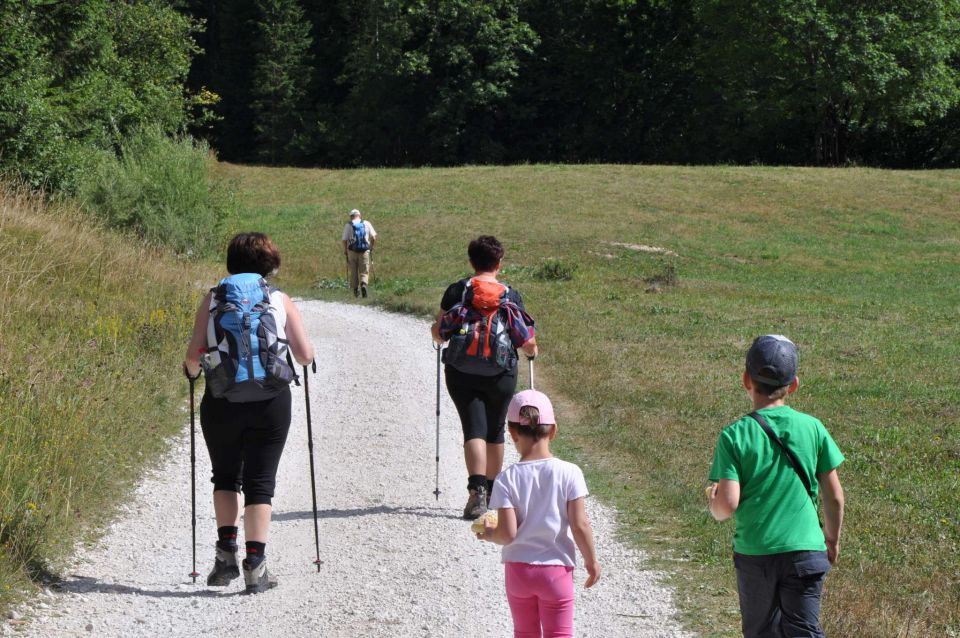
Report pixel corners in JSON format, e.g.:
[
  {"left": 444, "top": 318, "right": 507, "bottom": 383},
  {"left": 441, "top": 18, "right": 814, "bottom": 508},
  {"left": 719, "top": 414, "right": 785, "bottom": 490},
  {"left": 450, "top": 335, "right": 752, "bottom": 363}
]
[
  {"left": 488, "top": 457, "right": 589, "bottom": 566},
  {"left": 341, "top": 220, "right": 377, "bottom": 246}
]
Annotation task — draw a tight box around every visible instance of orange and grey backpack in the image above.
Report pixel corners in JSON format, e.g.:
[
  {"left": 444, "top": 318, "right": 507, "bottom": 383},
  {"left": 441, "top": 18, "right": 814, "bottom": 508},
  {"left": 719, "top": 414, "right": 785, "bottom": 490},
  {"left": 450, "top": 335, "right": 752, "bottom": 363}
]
[{"left": 438, "top": 278, "right": 535, "bottom": 376}]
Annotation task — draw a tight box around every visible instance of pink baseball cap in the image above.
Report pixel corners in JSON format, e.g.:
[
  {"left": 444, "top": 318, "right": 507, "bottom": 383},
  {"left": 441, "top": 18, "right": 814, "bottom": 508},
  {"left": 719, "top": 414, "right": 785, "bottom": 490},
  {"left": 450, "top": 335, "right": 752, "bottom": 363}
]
[{"left": 508, "top": 390, "right": 556, "bottom": 425}]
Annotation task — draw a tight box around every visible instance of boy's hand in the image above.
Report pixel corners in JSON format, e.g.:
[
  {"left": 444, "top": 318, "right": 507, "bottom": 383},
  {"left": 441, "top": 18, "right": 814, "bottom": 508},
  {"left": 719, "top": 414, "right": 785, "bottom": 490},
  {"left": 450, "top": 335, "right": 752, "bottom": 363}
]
[
  {"left": 825, "top": 537, "right": 840, "bottom": 564},
  {"left": 584, "top": 561, "right": 601, "bottom": 588}
]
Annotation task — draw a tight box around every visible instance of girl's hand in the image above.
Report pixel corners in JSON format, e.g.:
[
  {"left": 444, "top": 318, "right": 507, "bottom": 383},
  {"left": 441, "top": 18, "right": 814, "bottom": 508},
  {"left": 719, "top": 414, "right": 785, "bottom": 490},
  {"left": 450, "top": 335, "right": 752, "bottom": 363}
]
[
  {"left": 584, "top": 561, "right": 601, "bottom": 588},
  {"left": 475, "top": 519, "right": 497, "bottom": 542}
]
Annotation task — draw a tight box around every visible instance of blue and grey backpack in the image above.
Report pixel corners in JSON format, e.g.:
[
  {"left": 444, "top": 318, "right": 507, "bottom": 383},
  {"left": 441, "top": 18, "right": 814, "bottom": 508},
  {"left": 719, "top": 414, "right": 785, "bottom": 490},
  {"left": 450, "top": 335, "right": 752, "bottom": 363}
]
[
  {"left": 350, "top": 220, "right": 369, "bottom": 252},
  {"left": 200, "top": 273, "right": 298, "bottom": 402}
]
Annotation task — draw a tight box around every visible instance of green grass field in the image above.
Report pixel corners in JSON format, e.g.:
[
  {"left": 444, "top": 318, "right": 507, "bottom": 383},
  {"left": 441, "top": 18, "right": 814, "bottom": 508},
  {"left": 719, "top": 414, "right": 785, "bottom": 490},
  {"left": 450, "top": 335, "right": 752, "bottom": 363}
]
[{"left": 218, "top": 162, "right": 960, "bottom": 637}]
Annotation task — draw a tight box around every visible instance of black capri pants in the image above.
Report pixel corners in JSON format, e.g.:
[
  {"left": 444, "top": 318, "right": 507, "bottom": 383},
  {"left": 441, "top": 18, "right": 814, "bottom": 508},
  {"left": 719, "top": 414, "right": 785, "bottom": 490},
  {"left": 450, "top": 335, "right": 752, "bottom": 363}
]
[
  {"left": 199, "top": 387, "right": 292, "bottom": 506},
  {"left": 445, "top": 367, "right": 517, "bottom": 444}
]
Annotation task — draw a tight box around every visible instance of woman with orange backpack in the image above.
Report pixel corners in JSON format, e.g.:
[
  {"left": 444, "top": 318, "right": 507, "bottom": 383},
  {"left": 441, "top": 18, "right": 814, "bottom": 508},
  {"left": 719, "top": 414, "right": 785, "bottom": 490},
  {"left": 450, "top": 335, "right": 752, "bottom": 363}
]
[{"left": 431, "top": 236, "right": 538, "bottom": 520}]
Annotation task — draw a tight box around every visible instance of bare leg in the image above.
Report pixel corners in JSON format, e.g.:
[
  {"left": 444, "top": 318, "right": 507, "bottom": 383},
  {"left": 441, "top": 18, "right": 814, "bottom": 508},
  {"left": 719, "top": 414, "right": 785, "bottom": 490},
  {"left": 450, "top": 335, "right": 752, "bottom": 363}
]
[
  {"left": 244, "top": 504, "right": 272, "bottom": 543},
  {"left": 213, "top": 490, "right": 241, "bottom": 528},
  {"left": 486, "top": 443, "right": 504, "bottom": 481},
  {"left": 464, "top": 438, "right": 486, "bottom": 476}
]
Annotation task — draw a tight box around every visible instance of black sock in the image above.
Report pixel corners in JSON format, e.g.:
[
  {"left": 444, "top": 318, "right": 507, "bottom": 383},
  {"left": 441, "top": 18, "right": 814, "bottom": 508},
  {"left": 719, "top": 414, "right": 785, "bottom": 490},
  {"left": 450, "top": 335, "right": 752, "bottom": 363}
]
[
  {"left": 245, "top": 541, "right": 266, "bottom": 567},
  {"left": 468, "top": 474, "right": 487, "bottom": 492},
  {"left": 487, "top": 478, "right": 496, "bottom": 497},
  {"left": 216, "top": 526, "right": 238, "bottom": 553}
]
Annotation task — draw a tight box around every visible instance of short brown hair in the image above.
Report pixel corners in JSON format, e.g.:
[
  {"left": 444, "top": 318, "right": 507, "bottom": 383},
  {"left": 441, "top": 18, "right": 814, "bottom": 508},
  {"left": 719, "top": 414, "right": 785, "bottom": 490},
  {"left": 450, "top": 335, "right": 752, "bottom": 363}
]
[
  {"left": 508, "top": 406, "right": 552, "bottom": 442},
  {"left": 752, "top": 377, "right": 791, "bottom": 400},
  {"left": 468, "top": 236, "right": 504, "bottom": 272},
  {"left": 226, "top": 232, "right": 281, "bottom": 276}
]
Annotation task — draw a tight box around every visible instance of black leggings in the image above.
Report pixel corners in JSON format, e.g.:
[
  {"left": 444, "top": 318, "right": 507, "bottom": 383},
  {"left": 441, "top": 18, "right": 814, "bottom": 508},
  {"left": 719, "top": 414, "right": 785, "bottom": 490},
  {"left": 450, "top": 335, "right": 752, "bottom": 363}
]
[
  {"left": 445, "top": 367, "right": 517, "bottom": 444},
  {"left": 199, "top": 387, "right": 291, "bottom": 506}
]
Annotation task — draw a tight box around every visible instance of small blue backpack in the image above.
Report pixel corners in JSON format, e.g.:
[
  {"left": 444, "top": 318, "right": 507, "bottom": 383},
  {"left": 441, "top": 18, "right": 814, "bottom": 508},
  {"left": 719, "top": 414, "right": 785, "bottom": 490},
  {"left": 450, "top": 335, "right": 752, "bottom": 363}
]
[
  {"left": 350, "top": 220, "right": 369, "bottom": 252},
  {"left": 200, "top": 273, "right": 298, "bottom": 402}
]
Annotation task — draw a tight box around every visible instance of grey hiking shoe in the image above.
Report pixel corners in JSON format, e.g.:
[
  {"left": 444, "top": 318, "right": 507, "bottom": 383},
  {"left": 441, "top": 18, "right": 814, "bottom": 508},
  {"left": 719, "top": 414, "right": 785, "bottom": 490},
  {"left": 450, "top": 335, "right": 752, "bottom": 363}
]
[
  {"left": 243, "top": 558, "right": 278, "bottom": 594},
  {"left": 463, "top": 485, "right": 488, "bottom": 520},
  {"left": 207, "top": 547, "right": 239, "bottom": 586}
]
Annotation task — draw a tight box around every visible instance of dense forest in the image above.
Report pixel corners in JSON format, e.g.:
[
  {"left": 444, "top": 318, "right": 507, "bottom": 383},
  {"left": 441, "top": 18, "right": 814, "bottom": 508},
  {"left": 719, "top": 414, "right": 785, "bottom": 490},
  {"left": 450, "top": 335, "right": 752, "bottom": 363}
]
[{"left": 3, "top": 0, "right": 960, "bottom": 189}]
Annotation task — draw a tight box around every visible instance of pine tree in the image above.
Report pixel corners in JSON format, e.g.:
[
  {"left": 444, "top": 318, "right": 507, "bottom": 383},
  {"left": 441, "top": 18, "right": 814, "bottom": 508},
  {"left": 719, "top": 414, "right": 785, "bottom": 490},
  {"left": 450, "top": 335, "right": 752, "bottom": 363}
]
[{"left": 250, "top": 0, "right": 313, "bottom": 164}]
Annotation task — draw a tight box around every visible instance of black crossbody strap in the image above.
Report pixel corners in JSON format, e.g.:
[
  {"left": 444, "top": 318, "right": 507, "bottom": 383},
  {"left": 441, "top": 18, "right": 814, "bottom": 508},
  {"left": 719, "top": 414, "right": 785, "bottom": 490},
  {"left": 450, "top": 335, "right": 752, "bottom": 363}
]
[{"left": 749, "top": 411, "right": 816, "bottom": 504}]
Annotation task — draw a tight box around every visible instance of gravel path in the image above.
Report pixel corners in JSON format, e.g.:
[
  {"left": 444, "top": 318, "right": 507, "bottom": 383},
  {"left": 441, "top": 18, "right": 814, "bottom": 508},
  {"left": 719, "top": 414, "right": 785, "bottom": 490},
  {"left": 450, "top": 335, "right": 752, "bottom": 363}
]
[{"left": 4, "top": 301, "right": 691, "bottom": 637}]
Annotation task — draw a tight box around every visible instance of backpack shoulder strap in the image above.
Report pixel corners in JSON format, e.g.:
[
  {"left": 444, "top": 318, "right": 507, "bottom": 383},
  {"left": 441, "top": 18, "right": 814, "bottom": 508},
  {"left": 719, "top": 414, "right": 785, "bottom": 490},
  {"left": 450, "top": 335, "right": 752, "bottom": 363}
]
[
  {"left": 257, "top": 277, "right": 271, "bottom": 304},
  {"left": 749, "top": 411, "right": 815, "bottom": 503}
]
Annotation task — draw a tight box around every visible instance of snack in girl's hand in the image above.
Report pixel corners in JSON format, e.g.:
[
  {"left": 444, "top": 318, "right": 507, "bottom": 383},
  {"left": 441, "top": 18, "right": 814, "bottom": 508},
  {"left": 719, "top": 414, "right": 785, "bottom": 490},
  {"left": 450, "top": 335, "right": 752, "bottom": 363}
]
[{"left": 471, "top": 510, "right": 498, "bottom": 535}]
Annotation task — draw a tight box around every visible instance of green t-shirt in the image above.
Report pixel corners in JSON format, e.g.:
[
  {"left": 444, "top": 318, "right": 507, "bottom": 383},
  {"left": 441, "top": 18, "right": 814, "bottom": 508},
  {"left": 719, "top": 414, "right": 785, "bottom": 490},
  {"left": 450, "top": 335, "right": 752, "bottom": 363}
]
[{"left": 709, "top": 405, "right": 844, "bottom": 555}]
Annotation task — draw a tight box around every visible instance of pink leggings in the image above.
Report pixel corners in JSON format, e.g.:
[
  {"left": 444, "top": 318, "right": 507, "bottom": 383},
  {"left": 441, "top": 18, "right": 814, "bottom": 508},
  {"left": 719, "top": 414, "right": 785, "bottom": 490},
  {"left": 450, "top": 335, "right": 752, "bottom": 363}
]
[{"left": 504, "top": 562, "right": 575, "bottom": 638}]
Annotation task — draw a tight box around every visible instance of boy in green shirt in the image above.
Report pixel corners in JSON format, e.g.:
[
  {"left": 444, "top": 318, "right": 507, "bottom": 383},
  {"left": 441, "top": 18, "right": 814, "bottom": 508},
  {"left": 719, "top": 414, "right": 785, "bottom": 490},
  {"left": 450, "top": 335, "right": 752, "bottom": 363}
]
[{"left": 708, "top": 335, "right": 845, "bottom": 638}]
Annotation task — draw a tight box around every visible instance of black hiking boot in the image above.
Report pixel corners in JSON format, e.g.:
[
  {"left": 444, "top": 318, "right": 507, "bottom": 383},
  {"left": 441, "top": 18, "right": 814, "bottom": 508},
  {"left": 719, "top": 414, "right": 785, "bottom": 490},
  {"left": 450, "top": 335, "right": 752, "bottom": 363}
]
[
  {"left": 463, "top": 485, "right": 488, "bottom": 520},
  {"left": 360, "top": 283, "right": 368, "bottom": 298},
  {"left": 242, "top": 558, "right": 278, "bottom": 594},
  {"left": 207, "top": 547, "right": 240, "bottom": 586}
]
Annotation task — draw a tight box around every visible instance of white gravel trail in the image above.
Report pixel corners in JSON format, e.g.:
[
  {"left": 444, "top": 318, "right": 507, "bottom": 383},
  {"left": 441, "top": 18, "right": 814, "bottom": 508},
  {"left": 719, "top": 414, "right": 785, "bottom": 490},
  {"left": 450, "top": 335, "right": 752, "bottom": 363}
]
[{"left": 4, "top": 301, "right": 691, "bottom": 638}]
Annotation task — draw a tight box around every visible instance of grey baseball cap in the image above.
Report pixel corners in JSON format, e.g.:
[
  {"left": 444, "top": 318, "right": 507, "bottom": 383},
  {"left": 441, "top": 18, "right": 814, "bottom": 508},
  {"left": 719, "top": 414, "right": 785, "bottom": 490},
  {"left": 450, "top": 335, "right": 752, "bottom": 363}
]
[{"left": 746, "top": 335, "right": 798, "bottom": 387}]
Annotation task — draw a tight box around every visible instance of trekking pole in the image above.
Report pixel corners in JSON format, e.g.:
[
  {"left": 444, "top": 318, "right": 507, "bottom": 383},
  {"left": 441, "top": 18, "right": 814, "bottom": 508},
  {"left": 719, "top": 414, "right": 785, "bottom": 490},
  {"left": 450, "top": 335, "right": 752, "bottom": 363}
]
[
  {"left": 528, "top": 356, "right": 535, "bottom": 390},
  {"left": 433, "top": 343, "right": 442, "bottom": 501},
  {"left": 303, "top": 361, "right": 322, "bottom": 571},
  {"left": 185, "top": 369, "right": 200, "bottom": 584}
]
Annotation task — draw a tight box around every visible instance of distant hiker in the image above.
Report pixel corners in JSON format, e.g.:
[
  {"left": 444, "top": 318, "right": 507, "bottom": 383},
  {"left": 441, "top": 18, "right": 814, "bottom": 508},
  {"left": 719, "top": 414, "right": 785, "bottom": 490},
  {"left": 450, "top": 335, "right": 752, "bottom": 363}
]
[
  {"left": 476, "top": 389, "right": 600, "bottom": 638},
  {"left": 184, "top": 232, "right": 315, "bottom": 593},
  {"left": 341, "top": 208, "right": 377, "bottom": 298},
  {"left": 431, "top": 235, "right": 537, "bottom": 519},
  {"left": 707, "top": 335, "right": 845, "bottom": 638}
]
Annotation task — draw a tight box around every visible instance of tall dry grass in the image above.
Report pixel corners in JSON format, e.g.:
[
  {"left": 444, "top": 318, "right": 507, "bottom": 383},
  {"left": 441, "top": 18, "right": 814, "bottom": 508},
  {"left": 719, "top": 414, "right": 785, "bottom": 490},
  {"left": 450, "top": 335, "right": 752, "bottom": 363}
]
[{"left": 0, "top": 183, "right": 215, "bottom": 603}]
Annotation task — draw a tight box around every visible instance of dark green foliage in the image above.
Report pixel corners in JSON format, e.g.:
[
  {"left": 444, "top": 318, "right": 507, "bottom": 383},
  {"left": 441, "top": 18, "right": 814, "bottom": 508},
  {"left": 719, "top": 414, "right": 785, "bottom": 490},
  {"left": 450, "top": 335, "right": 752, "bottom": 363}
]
[
  {"left": 181, "top": 0, "right": 960, "bottom": 167},
  {"left": 6, "top": 0, "right": 960, "bottom": 172},
  {"left": 76, "top": 126, "right": 237, "bottom": 256},
  {"left": 250, "top": 0, "right": 314, "bottom": 164},
  {"left": 335, "top": 0, "right": 537, "bottom": 165},
  {"left": 690, "top": 0, "right": 960, "bottom": 165},
  {"left": 0, "top": 1, "right": 199, "bottom": 190}
]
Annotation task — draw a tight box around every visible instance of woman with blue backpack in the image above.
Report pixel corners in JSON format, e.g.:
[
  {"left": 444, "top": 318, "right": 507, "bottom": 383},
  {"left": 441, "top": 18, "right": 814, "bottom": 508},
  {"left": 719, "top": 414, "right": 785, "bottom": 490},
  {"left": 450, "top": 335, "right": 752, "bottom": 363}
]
[
  {"left": 431, "top": 235, "right": 538, "bottom": 520},
  {"left": 183, "top": 232, "right": 315, "bottom": 593}
]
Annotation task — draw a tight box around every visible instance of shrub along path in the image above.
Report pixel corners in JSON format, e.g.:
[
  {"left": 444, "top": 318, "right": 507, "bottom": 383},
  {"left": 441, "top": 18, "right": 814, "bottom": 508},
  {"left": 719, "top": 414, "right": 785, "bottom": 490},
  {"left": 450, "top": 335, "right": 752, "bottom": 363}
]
[{"left": 3, "top": 301, "right": 690, "bottom": 637}]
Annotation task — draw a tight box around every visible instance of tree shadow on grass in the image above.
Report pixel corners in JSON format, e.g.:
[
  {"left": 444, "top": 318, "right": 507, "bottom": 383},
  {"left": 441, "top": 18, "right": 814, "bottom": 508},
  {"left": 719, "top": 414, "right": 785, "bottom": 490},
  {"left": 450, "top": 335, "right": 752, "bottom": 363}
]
[{"left": 272, "top": 504, "right": 463, "bottom": 522}]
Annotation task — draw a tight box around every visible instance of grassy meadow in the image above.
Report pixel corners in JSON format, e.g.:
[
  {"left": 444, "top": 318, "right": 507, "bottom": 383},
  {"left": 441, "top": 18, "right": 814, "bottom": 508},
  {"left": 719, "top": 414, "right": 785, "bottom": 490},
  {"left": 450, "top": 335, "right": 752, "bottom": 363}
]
[
  {"left": 218, "top": 162, "right": 960, "bottom": 637},
  {"left": 0, "top": 185, "right": 217, "bottom": 606}
]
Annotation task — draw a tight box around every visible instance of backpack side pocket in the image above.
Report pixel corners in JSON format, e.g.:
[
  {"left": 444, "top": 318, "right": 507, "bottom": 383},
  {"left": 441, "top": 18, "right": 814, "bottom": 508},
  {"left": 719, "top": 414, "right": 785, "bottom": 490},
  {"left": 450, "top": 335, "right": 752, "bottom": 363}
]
[{"left": 201, "top": 349, "right": 234, "bottom": 398}]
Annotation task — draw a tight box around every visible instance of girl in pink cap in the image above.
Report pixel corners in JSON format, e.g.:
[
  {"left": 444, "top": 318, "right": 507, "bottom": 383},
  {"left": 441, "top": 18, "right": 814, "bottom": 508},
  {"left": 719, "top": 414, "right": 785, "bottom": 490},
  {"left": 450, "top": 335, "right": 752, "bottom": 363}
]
[{"left": 476, "top": 389, "right": 601, "bottom": 637}]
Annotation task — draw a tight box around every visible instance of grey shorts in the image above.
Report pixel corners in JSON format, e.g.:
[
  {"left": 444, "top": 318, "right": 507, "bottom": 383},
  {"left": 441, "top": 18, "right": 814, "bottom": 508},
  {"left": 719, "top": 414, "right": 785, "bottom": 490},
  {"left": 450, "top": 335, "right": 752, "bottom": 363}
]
[{"left": 733, "top": 550, "right": 832, "bottom": 638}]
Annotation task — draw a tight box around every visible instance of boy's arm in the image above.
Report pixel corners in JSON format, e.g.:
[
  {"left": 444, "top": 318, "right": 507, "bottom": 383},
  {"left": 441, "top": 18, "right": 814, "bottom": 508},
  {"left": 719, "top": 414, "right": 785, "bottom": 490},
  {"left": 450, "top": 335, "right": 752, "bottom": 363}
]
[
  {"left": 818, "top": 468, "right": 844, "bottom": 563},
  {"left": 707, "top": 479, "right": 740, "bottom": 521},
  {"left": 480, "top": 508, "right": 518, "bottom": 545},
  {"left": 567, "top": 497, "right": 600, "bottom": 588}
]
